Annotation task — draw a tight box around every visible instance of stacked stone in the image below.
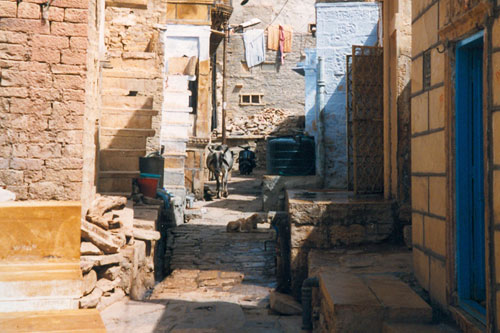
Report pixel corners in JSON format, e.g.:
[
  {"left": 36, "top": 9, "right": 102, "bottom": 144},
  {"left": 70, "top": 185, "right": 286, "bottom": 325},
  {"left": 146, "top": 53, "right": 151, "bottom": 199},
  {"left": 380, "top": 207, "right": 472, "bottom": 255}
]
[
  {"left": 0, "top": 0, "right": 90, "bottom": 200},
  {"left": 79, "top": 195, "right": 161, "bottom": 309},
  {"left": 225, "top": 108, "right": 305, "bottom": 137}
]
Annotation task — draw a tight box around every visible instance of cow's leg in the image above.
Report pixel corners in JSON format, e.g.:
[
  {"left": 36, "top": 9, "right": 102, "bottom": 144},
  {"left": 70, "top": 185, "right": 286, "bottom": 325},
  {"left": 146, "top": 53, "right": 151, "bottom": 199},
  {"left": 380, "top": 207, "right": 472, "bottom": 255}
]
[
  {"left": 222, "top": 170, "right": 229, "bottom": 197},
  {"left": 215, "top": 174, "right": 221, "bottom": 199}
]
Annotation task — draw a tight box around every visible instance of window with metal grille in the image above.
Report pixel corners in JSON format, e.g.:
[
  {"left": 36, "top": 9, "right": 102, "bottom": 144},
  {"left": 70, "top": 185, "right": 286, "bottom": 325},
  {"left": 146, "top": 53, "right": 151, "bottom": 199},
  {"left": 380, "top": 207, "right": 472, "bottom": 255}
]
[{"left": 239, "top": 93, "right": 263, "bottom": 106}]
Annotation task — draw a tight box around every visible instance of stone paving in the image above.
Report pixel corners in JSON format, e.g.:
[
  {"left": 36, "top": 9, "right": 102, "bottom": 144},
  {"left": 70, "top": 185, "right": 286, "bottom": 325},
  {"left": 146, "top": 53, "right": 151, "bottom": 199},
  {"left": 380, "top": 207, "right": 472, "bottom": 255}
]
[{"left": 101, "top": 172, "right": 303, "bottom": 332}]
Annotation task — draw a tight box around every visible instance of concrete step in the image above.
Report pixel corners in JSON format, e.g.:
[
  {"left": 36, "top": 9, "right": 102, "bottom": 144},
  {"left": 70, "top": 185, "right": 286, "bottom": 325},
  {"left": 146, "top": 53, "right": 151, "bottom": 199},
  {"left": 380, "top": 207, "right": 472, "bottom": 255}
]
[
  {"left": 317, "top": 271, "right": 432, "bottom": 332},
  {"left": 0, "top": 262, "right": 82, "bottom": 312},
  {"left": 383, "top": 322, "right": 460, "bottom": 333},
  {"left": 102, "top": 95, "right": 153, "bottom": 109},
  {"left": 99, "top": 149, "right": 145, "bottom": 172},
  {"left": 0, "top": 309, "right": 106, "bottom": 332},
  {"left": 101, "top": 127, "right": 155, "bottom": 138}
]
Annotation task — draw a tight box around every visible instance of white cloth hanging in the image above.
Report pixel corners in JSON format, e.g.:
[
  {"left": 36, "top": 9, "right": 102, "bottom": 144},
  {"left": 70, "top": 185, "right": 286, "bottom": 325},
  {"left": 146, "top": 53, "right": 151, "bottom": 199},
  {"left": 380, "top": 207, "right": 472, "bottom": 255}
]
[{"left": 243, "top": 29, "right": 266, "bottom": 68}]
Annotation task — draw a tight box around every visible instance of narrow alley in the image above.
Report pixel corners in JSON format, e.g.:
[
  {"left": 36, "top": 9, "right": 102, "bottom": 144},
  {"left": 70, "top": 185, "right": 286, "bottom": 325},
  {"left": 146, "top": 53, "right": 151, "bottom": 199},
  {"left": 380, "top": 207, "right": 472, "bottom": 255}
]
[{"left": 100, "top": 173, "right": 302, "bottom": 332}]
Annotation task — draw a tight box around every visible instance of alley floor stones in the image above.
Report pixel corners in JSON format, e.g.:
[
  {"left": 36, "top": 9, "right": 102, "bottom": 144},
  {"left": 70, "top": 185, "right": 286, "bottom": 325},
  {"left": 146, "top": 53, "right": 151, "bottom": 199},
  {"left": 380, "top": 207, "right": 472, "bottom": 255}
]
[{"left": 101, "top": 172, "right": 303, "bottom": 332}]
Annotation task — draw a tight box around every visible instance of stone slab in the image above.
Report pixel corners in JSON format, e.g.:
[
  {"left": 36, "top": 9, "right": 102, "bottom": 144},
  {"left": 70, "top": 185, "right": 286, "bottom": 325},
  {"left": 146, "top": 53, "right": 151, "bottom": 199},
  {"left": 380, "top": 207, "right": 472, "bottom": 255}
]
[
  {"left": 383, "top": 322, "right": 460, "bottom": 333},
  {"left": 0, "top": 201, "right": 81, "bottom": 261},
  {"left": 0, "top": 309, "right": 106, "bottom": 332}
]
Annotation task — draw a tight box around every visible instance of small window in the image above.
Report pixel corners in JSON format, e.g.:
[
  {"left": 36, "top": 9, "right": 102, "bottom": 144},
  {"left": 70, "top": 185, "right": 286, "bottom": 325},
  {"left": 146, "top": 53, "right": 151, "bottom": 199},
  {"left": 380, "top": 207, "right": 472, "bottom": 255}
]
[
  {"left": 188, "top": 78, "right": 198, "bottom": 113},
  {"left": 240, "top": 94, "right": 263, "bottom": 106}
]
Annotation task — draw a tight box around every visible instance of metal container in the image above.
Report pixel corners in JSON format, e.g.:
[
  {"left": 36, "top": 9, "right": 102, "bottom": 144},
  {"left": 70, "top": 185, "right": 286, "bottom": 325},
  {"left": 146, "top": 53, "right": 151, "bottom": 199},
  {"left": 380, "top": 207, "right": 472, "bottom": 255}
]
[
  {"left": 266, "top": 135, "right": 315, "bottom": 176},
  {"left": 139, "top": 153, "right": 164, "bottom": 189}
]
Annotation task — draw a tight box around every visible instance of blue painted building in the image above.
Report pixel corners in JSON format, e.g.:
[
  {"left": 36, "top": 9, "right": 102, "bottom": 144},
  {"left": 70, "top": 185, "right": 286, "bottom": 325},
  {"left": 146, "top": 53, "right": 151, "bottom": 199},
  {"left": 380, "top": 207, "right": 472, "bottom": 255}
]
[{"left": 298, "top": 2, "right": 380, "bottom": 188}]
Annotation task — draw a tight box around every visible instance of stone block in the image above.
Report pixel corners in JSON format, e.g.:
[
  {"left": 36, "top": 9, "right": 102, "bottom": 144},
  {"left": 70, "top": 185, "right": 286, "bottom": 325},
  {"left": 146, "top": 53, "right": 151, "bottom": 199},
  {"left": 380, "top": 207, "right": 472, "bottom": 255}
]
[
  {"left": 413, "top": 247, "right": 430, "bottom": 291},
  {"left": 429, "top": 86, "right": 444, "bottom": 130},
  {"left": 0, "top": 2, "right": 17, "bottom": 18},
  {"left": 412, "top": 131, "right": 445, "bottom": 173},
  {"left": 330, "top": 224, "right": 366, "bottom": 246},
  {"left": 0, "top": 31, "right": 27, "bottom": 44},
  {"left": 53, "top": 74, "right": 85, "bottom": 90},
  {"left": 79, "top": 287, "right": 102, "bottom": 308},
  {"left": 411, "top": 176, "right": 428, "bottom": 213},
  {"left": 0, "top": 18, "right": 50, "bottom": 34},
  {"left": 50, "top": 0, "right": 88, "bottom": 9},
  {"left": 424, "top": 216, "right": 445, "bottom": 257},
  {"left": 412, "top": 213, "right": 424, "bottom": 246},
  {"left": 494, "top": 112, "right": 500, "bottom": 165},
  {"left": 291, "top": 225, "right": 329, "bottom": 249},
  {"left": 269, "top": 291, "right": 302, "bottom": 315},
  {"left": 61, "top": 49, "right": 86, "bottom": 65},
  {"left": 47, "top": 6, "right": 65, "bottom": 21},
  {"left": 51, "top": 22, "right": 87, "bottom": 37},
  {"left": 133, "top": 228, "right": 160, "bottom": 241},
  {"left": 101, "top": 95, "right": 153, "bottom": 109},
  {"left": 428, "top": 176, "right": 446, "bottom": 217},
  {"left": 33, "top": 34, "right": 70, "bottom": 49},
  {"left": 319, "top": 272, "right": 384, "bottom": 333},
  {"left": 411, "top": 92, "right": 428, "bottom": 134},
  {"left": 430, "top": 48, "right": 444, "bottom": 86},
  {"left": 365, "top": 275, "right": 432, "bottom": 324},
  {"left": 82, "top": 270, "right": 97, "bottom": 296},
  {"left": 176, "top": 4, "right": 209, "bottom": 21},
  {"left": 0, "top": 201, "right": 81, "bottom": 261},
  {"left": 81, "top": 220, "right": 121, "bottom": 254},
  {"left": 262, "top": 175, "right": 320, "bottom": 211},
  {"left": 17, "top": 2, "right": 41, "bottom": 19},
  {"left": 412, "top": 56, "right": 423, "bottom": 94},
  {"left": 0, "top": 43, "right": 28, "bottom": 61},
  {"left": 494, "top": 52, "right": 500, "bottom": 107},
  {"left": 64, "top": 8, "right": 87, "bottom": 23},
  {"left": 429, "top": 257, "right": 446, "bottom": 306},
  {"left": 70, "top": 36, "right": 87, "bottom": 49},
  {"left": 81, "top": 253, "right": 123, "bottom": 267},
  {"left": 411, "top": 4, "right": 438, "bottom": 57},
  {"left": 81, "top": 242, "right": 102, "bottom": 255}
]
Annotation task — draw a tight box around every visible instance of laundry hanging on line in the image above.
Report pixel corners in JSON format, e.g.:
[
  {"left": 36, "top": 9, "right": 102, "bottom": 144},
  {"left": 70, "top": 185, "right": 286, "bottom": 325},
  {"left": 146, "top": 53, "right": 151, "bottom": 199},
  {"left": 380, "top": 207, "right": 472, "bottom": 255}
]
[
  {"left": 267, "top": 24, "right": 293, "bottom": 53},
  {"left": 243, "top": 29, "right": 266, "bottom": 68}
]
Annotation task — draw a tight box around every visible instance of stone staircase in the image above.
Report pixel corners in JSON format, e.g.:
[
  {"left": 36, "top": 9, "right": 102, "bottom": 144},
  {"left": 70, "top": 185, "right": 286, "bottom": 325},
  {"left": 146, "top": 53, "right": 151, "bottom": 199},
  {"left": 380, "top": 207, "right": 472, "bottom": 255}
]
[
  {"left": 307, "top": 249, "right": 459, "bottom": 333},
  {"left": 160, "top": 75, "right": 195, "bottom": 199},
  {"left": 0, "top": 201, "right": 106, "bottom": 332},
  {"left": 98, "top": 57, "right": 159, "bottom": 195}
]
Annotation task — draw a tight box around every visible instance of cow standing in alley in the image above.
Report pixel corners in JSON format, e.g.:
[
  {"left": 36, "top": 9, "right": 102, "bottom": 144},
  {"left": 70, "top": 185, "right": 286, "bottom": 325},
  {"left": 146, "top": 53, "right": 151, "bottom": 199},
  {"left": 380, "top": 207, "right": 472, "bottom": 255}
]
[{"left": 206, "top": 145, "right": 234, "bottom": 199}]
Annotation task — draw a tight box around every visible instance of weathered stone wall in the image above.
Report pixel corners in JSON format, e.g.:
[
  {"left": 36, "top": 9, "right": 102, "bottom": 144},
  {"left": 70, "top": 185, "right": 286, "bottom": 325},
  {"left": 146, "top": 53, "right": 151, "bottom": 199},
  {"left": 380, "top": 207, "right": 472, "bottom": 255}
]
[
  {"left": 104, "top": 3, "right": 165, "bottom": 153},
  {"left": 0, "top": 0, "right": 91, "bottom": 200},
  {"left": 286, "top": 190, "right": 394, "bottom": 297},
  {"left": 411, "top": 1, "right": 500, "bottom": 326},
  {"left": 314, "top": 2, "right": 380, "bottom": 189},
  {"left": 218, "top": 0, "right": 316, "bottom": 137}
]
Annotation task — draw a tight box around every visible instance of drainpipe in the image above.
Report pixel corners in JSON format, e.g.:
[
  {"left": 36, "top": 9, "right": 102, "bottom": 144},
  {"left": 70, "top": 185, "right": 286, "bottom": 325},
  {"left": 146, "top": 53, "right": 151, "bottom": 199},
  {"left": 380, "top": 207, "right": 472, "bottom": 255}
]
[
  {"left": 302, "top": 277, "right": 319, "bottom": 331},
  {"left": 316, "top": 57, "right": 326, "bottom": 185},
  {"left": 221, "top": 23, "right": 228, "bottom": 145}
]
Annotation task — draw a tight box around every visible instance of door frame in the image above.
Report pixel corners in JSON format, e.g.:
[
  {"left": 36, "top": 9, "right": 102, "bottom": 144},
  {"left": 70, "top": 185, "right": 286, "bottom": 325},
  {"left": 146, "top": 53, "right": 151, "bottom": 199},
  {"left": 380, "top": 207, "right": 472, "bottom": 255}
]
[{"left": 454, "top": 30, "right": 486, "bottom": 323}]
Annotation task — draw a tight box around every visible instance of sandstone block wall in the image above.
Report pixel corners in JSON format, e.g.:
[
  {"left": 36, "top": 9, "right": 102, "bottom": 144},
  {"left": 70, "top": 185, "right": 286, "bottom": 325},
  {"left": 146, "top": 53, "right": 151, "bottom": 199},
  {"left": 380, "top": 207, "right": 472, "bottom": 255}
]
[
  {"left": 0, "top": 0, "right": 91, "bottom": 200},
  {"left": 411, "top": 1, "right": 500, "bottom": 326}
]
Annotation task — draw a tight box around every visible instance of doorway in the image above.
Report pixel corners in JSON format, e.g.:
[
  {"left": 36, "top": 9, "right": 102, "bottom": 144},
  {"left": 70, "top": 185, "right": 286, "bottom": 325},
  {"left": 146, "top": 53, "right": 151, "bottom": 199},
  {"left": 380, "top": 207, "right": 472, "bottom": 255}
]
[{"left": 455, "top": 31, "right": 485, "bottom": 321}]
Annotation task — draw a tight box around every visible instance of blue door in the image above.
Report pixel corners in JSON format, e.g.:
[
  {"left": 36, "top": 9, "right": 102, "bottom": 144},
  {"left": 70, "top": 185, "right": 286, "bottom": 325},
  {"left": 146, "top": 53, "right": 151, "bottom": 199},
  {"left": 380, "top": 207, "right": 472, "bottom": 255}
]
[{"left": 455, "top": 31, "right": 486, "bottom": 321}]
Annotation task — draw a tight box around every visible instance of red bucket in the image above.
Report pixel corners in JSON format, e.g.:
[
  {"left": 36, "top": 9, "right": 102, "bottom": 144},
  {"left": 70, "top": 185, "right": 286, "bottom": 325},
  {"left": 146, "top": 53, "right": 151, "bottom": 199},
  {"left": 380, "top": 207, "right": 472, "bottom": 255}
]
[{"left": 137, "top": 178, "right": 158, "bottom": 198}]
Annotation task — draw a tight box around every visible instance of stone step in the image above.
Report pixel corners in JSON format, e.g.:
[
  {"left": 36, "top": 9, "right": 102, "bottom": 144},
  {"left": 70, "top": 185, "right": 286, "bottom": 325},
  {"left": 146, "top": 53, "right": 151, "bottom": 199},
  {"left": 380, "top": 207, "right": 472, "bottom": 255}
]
[
  {"left": 102, "top": 77, "right": 156, "bottom": 94},
  {"left": 102, "top": 95, "right": 153, "bottom": 109},
  {"left": 383, "top": 322, "right": 460, "bottom": 333},
  {"left": 166, "top": 75, "right": 189, "bottom": 90},
  {"left": 102, "top": 69, "right": 157, "bottom": 79},
  {"left": 99, "top": 149, "right": 146, "bottom": 172},
  {"left": 0, "top": 309, "right": 106, "bottom": 332},
  {"left": 100, "top": 134, "right": 148, "bottom": 150},
  {"left": 317, "top": 271, "right": 432, "bottom": 332},
  {"left": 100, "top": 127, "right": 155, "bottom": 138},
  {"left": 162, "top": 111, "right": 190, "bottom": 125},
  {"left": 164, "top": 106, "right": 193, "bottom": 113},
  {"left": 160, "top": 124, "right": 191, "bottom": 140},
  {"left": 101, "top": 110, "right": 156, "bottom": 129},
  {"left": 102, "top": 107, "right": 158, "bottom": 117},
  {"left": 97, "top": 176, "right": 134, "bottom": 194},
  {"left": 0, "top": 262, "right": 82, "bottom": 312}
]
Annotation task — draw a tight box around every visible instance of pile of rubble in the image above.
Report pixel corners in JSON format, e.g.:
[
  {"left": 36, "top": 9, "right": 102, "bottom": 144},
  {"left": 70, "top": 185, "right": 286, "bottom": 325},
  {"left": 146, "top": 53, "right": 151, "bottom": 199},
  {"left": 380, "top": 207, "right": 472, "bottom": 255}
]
[
  {"left": 79, "top": 195, "right": 162, "bottom": 310},
  {"left": 226, "top": 108, "right": 304, "bottom": 137}
]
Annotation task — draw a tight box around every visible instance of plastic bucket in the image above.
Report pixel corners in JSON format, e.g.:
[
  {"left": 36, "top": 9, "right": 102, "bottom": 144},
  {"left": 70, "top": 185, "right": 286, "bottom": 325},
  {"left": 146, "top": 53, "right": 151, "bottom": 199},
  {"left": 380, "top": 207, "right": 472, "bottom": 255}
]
[{"left": 137, "top": 178, "right": 159, "bottom": 198}]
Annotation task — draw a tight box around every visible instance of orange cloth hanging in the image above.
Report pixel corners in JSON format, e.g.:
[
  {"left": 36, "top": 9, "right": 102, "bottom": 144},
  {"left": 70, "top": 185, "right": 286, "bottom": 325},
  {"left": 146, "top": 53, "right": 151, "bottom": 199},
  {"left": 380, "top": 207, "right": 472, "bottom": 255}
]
[{"left": 267, "top": 25, "right": 280, "bottom": 51}]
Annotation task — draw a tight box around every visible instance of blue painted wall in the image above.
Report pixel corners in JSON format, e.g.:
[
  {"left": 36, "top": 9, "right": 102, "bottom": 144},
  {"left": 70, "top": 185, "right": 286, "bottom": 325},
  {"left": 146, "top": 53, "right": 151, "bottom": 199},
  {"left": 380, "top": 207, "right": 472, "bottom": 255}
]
[{"left": 303, "top": 2, "right": 380, "bottom": 188}]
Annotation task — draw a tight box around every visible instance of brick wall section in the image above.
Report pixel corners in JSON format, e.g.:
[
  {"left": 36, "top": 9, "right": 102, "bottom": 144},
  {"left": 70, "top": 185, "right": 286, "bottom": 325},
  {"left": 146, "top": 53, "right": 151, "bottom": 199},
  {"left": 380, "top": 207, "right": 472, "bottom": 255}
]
[
  {"left": 0, "top": 0, "right": 89, "bottom": 200},
  {"left": 410, "top": 0, "right": 447, "bottom": 308}
]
